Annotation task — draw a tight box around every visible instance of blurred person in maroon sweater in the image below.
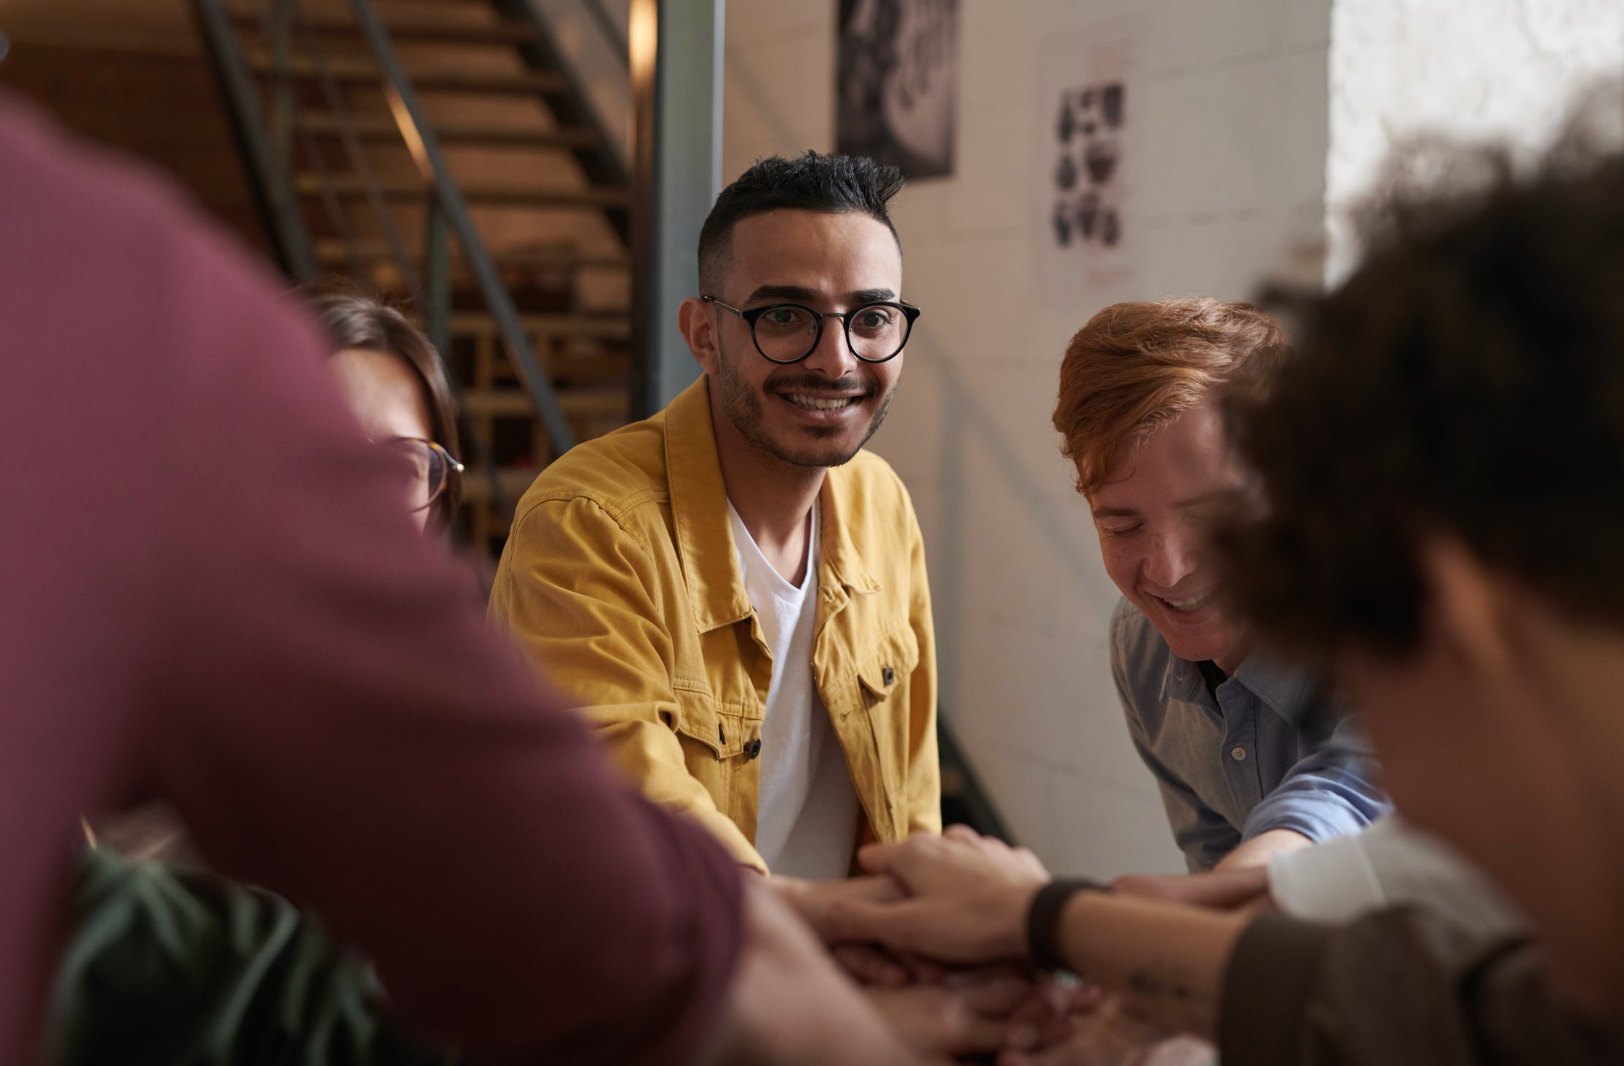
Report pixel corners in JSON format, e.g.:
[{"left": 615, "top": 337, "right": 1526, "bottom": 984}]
[{"left": 0, "top": 88, "right": 936, "bottom": 1066}]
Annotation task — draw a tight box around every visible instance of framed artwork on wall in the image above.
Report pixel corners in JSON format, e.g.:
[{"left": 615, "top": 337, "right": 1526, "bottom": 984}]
[
  {"left": 836, "top": 0, "right": 958, "bottom": 180},
  {"left": 1038, "top": 24, "right": 1137, "bottom": 301}
]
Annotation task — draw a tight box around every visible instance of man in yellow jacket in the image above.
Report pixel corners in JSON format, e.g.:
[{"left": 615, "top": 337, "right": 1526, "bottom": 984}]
[{"left": 491, "top": 152, "right": 939, "bottom": 876}]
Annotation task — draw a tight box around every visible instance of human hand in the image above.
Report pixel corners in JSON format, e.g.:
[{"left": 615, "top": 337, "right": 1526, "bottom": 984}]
[
  {"left": 1110, "top": 866, "right": 1271, "bottom": 914},
  {"left": 997, "top": 996, "right": 1211, "bottom": 1066},
  {"left": 825, "top": 826, "right": 1050, "bottom": 965},
  {"left": 831, "top": 943, "right": 947, "bottom": 987},
  {"left": 769, "top": 873, "right": 904, "bottom": 942},
  {"left": 866, "top": 964, "right": 1070, "bottom": 1058},
  {"left": 706, "top": 879, "right": 950, "bottom": 1065}
]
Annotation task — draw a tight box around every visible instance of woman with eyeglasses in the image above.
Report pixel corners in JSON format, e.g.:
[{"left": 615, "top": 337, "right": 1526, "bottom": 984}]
[
  {"left": 308, "top": 282, "right": 466, "bottom": 535},
  {"left": 50, "top": 282, "right": 466, "bottom": 1066}
]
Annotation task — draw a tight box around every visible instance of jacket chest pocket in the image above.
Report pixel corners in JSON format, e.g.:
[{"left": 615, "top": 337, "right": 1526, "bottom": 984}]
[
  {"left": 856, "top": 625, "right": 919, "bottom": 710},
  {"left": 831, "top": 624, "right": 921, "bottom": 840},
  {"left": 670, "top": 685, "right": 760, "bottom": 831},
  {"left": 671, "top": 684, "right": 745, "bottom": 759}
]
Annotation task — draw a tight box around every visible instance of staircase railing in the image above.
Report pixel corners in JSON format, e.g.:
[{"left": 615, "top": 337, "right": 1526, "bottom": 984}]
[
  {"left": 342, "top": 0, "right": 579, "bottom": 458},
  {"left": 190, "top": 0, "right": 317, "bottom": 279},
  {"left": 187, "top": 0, "right": 582, "bottom": 484}
]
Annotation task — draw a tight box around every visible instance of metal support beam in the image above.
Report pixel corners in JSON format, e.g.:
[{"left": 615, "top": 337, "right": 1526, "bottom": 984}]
[
  {"left": 189, "top": 0, "right": 318, "bottom": 280},
  {"left": 628, "top": 0, "right": 723, "bottom": 420}
]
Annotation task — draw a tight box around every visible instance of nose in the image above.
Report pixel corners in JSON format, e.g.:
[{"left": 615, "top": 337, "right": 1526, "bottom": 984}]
[
  {"left": 799, "top": 313, "right": 860, "bottom": 378},
  {"left": 1143, "top": 525, "right": 1199, "bottom": 591}
]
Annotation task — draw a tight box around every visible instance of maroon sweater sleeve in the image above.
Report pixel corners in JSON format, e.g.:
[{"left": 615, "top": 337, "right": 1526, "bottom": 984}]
[{"left": 0, "top": 92, "right": 740, "bottom": 1066}]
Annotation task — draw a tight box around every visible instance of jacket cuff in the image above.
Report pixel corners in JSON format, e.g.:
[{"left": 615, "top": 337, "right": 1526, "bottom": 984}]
[
  {"left": 1219, "top": 914, "right": 1335, "bottom": 1066},
  {"left": 690, "top": 807, "right": 769, "bottom": 873}
]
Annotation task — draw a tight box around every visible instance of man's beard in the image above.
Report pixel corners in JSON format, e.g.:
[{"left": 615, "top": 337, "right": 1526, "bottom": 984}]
[{"left": 716, "top": 340, "right": 897, "bottom": 468}]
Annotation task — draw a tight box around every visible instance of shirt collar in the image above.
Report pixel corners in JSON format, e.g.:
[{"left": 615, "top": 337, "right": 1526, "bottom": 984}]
[
  {"left": 664, "top": 376, "right": 883, "bottom": 633},
  {"left": 664, "top": 376, "right": 882, "bottom": 633},
  {"left": 1233, "top": 652, "right": 1322, "bottom": 723},
  {"left": 1165, "top": 648, "right": 1321, "bottom": 724}
]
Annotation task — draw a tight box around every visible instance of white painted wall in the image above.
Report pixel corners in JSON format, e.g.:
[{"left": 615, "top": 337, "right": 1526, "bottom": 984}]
[
  {"left": 723, "top": 0, "right": 1333, "bottom": 877},
  {"left": 1327, "top": 0, "right": 1624, "bottom": 281}
]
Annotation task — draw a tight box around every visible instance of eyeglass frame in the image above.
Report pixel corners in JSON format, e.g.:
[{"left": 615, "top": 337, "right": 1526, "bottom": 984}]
[
  {"left": 700, "top": 295, "right": 922, "bottom": 365},
  {"left": 373, "top": 435, "right": 465, "bottom": 513}
]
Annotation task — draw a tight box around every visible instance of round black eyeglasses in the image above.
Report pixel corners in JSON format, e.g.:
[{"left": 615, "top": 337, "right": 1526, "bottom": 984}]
[{"left": 701, "top": 296, "right": 922, "bottom": 365}]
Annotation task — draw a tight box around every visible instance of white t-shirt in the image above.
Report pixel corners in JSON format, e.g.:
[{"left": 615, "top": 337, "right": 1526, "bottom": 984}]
[{"left": 727, "top": 500, "right": 860, "bottom": 879}]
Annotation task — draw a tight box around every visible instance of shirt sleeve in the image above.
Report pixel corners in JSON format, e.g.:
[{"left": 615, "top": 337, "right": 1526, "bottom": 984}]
[
  {"left": 1220, "top": 909, "right": 1624, "bottom": 1066},
  {"left": 137, "top": 210, "right": 744, "bottom": 1066},
  {"left": 1268, "top": 817, "right": 1525, "bottom": 940},
  {"left": 1239, "top": 707, "right": 1391, "bottom": 846},
  {"left": 1110, "top": 604, "right": 1237, "bottom": 872},
  {"left": 490, "top": 495, "right": 768, "bottom": 871}
]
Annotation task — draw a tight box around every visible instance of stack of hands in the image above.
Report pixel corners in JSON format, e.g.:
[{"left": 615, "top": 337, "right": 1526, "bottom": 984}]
[{"left": 774, "top": 826, "right": 1231, "bottom": 1066}]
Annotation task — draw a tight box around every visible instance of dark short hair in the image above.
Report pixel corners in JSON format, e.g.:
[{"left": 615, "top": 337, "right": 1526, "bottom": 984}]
[
  {"left": 697, "top": 151, "right": 905, "bottom": 294},
  {"left": 295, "top": 277, "right": 464, "bottom": 531},
  {"left": 1222, "top": 136, "right": 1624, "bottom": 660}
]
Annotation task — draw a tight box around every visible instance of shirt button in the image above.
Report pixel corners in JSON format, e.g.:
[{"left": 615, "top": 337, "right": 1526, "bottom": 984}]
[
  {"left": 746, "top": 738, "right": 763, "bottom": 760},
  {"left": 1230, "top": 746, "right": 1247, "bottom": 762},
  {"left": 882, "top": 666, "right": 896, "bottom": 686}
]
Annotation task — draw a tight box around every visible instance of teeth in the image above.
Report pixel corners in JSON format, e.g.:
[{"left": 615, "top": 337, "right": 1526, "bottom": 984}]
[
  {"left": 1162, "top": 589, "right": 1215, "bottom": 612},
  {"left": 786, "top": 394, "right": 856, "bottom": 411}
]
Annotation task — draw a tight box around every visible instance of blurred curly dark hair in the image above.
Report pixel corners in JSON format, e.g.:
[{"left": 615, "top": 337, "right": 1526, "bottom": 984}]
[{"left": 1222, "top": 91, "right": 1624, "bottom": 660}]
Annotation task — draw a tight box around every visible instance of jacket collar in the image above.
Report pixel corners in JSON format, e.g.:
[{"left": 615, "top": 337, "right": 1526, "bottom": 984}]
[{"left": 664, "top": 376, "right": 881, "bottom": 634}]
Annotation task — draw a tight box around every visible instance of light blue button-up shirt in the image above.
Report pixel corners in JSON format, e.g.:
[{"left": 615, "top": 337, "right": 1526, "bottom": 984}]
[{"left": 1110, "top": 599, "right": 1391, "bottom": 871}]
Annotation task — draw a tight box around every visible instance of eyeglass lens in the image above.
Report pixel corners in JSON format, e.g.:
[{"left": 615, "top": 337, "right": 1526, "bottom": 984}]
[
  {"left": 378, "top": 438, "right": 451, "bottom": 512},
  {"left": 752, "top": 303, "right": 910, "bottom": 363}
]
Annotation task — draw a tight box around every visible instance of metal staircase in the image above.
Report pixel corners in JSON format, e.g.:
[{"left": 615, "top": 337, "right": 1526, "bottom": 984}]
[{"left": 190, "top": 0, "right": 634, "bottom": 556}]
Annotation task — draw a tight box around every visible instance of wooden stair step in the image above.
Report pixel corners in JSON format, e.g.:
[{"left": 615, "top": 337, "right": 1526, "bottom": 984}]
[
  {"left": 449, "top": 311, "right": 631, "bottom": 340},
  {"left": 245, "top": 52, "right": 566, "bottom": 94},
  {"left": 295, "top": 174, "right": 630, "bottom": 208},
  {"left": 233, "top": 10, "right": 536, "bottom": 46},
  {"left": 316, "top": 239, "right": 629, "bottom": 272},
  {"left": 300, "top": 112, "right": 599, "bottom": 148},
  {"left": 462, "top": 387, "right": 624, "bottom": 419}
]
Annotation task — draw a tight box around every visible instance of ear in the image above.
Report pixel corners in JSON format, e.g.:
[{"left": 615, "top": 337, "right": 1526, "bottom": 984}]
[
  {"left": 1418, "top": 534, "right": 1518, "bottom": 686},
  {"left": 678, "top": 297, "right": 721, "bottom": 376}
]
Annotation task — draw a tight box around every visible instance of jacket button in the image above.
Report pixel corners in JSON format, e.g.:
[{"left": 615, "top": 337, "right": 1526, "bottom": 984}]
[
  {"left": 882, "top": 666, "right": 896, "bottom": 686},
  {"left": 746, "top": 738, "right": 762, "bottom": 760}
]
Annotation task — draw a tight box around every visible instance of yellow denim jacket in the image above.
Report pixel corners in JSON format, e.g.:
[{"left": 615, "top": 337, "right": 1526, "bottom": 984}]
[{"left": 489, "top": 377, "right": 940, "bottom": 871}]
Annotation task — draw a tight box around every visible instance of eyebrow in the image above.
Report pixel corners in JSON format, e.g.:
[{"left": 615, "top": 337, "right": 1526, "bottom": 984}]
[
  {"left": 1090, "top": 491, "right": 1233, "bottom": 520},
  {"left": 743, "top": 284, "right": 898, "bottom": 305}
]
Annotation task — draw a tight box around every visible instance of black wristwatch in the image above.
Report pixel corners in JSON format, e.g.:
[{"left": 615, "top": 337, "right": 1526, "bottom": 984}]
[{"left": 1026, "top": 878, "right": 1108, "bottom": 973}]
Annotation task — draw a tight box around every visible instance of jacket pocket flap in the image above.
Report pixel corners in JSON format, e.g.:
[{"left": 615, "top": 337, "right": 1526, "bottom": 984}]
[
  {"left": 671, "top": 688, "right": 740, "bottom": 758},
  {"left": 857, "top": 626, "right": 920, "bottom": 700}
]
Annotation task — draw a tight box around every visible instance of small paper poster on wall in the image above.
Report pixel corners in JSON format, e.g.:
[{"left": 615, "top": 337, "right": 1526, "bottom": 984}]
[
  {"left": 1039, "top": 25, "right": 1136, "bottom": 299},
  {"left": 836, "top": 0, "right": 958, "bottom": 180}
]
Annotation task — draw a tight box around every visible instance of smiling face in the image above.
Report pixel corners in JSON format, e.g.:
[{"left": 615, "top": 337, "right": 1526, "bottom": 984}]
[
  {"left": 687, "top": 209, "right": 905, "bottom": 470},
  {"left": 1090, "top": 400, "right": 1248, "bottom": 671}
]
